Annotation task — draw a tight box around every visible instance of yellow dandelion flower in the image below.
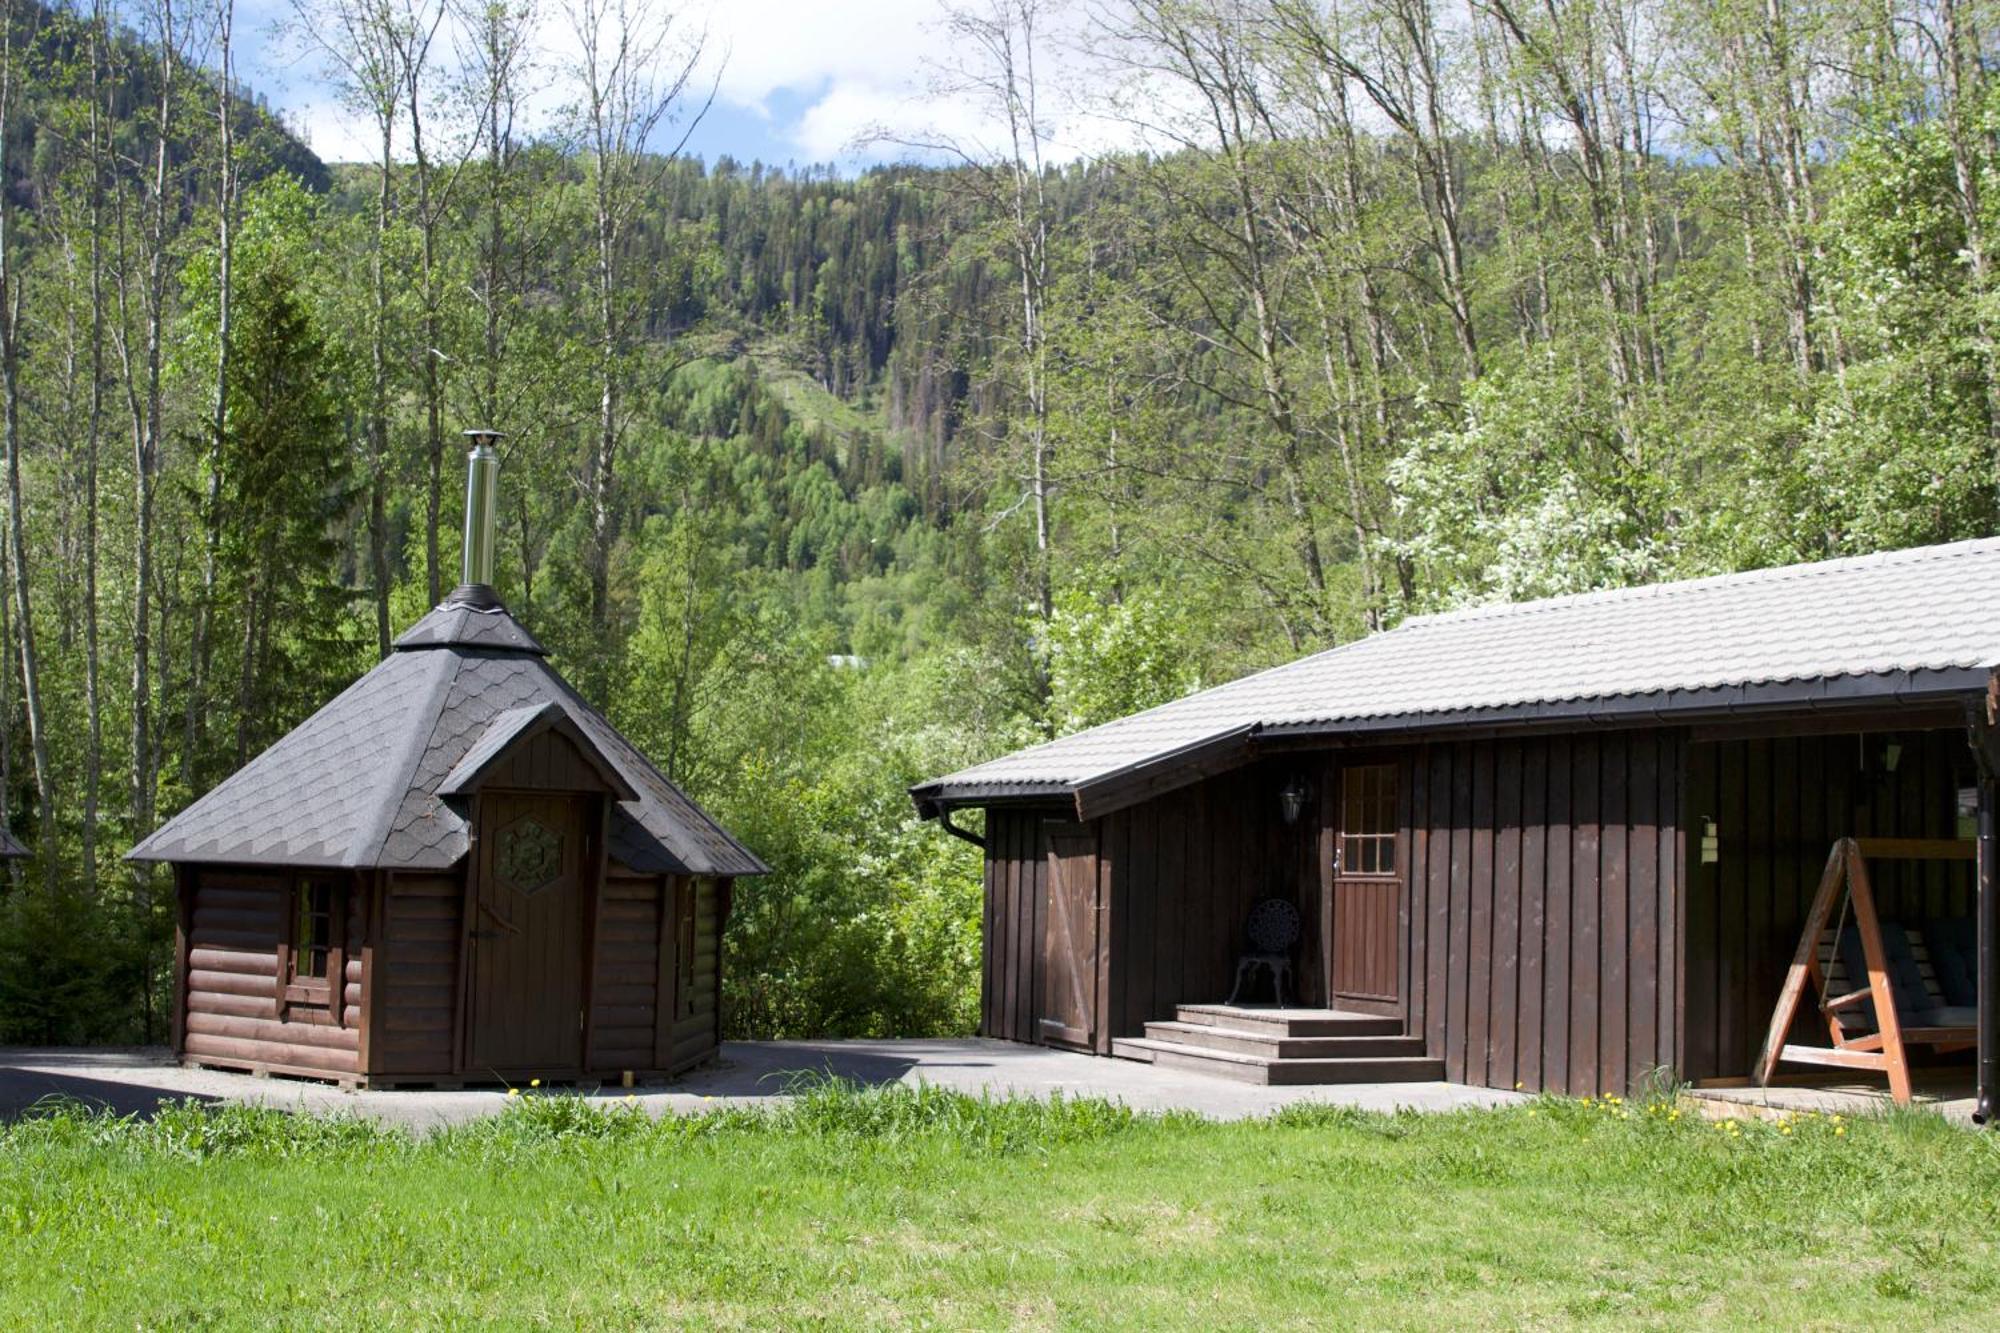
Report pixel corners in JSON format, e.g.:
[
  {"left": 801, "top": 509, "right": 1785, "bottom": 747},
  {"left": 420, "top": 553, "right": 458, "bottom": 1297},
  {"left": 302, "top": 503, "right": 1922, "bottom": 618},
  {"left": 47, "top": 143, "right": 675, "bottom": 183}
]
[
  {"left": 530, "top": 1078, "right": 542, "bottom": 1088},
  {"left": 506, "top": 1087, "right": 519, "bottom": 1098}
]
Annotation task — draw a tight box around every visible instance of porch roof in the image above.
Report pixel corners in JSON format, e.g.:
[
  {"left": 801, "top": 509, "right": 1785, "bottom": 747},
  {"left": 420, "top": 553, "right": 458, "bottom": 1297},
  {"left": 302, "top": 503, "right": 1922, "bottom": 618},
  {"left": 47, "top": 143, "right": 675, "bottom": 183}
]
[{"left": 913, "top": 538, "right": 2000, "bottom": 813}]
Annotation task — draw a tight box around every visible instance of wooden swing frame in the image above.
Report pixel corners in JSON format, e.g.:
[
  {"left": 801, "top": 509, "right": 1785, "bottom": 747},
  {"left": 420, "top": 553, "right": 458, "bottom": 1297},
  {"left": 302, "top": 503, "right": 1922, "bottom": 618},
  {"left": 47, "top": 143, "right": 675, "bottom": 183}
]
[{"left": 1754, "top": 837, "right": 1977, "bottom": 1106}]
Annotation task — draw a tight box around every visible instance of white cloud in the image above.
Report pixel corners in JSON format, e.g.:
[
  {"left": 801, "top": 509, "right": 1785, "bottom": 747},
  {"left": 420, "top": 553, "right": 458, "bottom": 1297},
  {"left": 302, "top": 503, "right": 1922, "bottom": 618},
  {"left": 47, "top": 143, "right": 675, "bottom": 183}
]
[
  {"left": 703, "top": 0, "right": 942, "bottom": 117},
  {"left": 243, "top": 0, "right": 1144, "bottom": 168}
]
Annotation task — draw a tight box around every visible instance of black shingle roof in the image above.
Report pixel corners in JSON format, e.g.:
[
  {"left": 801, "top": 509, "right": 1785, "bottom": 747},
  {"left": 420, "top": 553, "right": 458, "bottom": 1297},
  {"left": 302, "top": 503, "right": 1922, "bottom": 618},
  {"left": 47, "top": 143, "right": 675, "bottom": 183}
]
[{"left": 128, "top": 598, "right": 766, "bottom": 877}]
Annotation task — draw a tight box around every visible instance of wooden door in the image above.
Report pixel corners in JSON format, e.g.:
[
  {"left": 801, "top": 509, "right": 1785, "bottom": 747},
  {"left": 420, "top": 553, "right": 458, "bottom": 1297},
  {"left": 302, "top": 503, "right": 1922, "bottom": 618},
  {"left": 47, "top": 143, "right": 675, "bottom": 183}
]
[
  {"left": 1039, "top": 823, "right": 1099, "bottom": 1050},
  {"left": 1329, "top": 763, "right": 1404, "bottom": 1013},
  {"left": 467, "top": 792, "right": 589, "bottom": 1075}
]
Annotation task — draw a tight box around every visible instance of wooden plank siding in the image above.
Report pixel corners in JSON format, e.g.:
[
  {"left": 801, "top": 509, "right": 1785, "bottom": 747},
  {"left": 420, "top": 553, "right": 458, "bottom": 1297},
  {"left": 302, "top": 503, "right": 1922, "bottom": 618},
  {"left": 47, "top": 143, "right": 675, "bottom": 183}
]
[
  {"left": 1679, "top": 727, "right": 1976, "bottom": 1082},
  {"left": 1403, "top": 731, "right": 1681, "bottom": 1096},
  {"left": 980, "top": 738, "right": 1683, "bottom": 1096},
  {"left": 974, "top": 721, "right": 1974, "bottom": 1098},
  {"left": 978, "top": 761, "right": 1329, "bottom": 1054}
]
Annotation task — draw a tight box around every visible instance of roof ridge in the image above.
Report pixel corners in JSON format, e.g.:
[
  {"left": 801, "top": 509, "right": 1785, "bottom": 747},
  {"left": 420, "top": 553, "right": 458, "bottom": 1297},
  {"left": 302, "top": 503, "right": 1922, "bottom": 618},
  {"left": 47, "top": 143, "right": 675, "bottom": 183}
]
[{"left": 1396, "top": 537, "right": 2000, "bottom": 631}]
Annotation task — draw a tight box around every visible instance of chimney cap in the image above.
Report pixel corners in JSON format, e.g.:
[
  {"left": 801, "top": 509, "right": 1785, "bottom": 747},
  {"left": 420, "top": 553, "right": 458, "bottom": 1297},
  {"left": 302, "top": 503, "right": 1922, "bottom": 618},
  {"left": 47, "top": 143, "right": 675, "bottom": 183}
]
[{"left": 462, "top": 427, "right": 506, "bottom": 448}]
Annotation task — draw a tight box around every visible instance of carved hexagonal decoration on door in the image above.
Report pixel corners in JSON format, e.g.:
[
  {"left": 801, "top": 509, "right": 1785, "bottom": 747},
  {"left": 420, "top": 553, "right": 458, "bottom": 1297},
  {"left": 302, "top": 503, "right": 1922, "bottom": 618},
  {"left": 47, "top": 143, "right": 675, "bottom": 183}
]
[{"left": 496, "top": 816, "right": 563, "bottom": 895}]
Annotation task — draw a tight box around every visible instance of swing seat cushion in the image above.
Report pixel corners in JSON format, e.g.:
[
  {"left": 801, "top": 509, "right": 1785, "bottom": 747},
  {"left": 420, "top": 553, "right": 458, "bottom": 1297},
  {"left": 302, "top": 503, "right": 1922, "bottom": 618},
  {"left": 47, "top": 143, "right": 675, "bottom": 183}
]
[
  {"left": 1836, "top": 921, "right": 1977, "bottom": 1036},
  {"left": 1921, "top": 917, "right": 1978, "bottom": 1008}
]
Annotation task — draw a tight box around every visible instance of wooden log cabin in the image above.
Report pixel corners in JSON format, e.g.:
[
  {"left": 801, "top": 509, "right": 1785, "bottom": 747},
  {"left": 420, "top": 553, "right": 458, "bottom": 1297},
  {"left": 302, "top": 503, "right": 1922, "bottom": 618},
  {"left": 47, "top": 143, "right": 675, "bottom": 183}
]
[
  {"left": 912, "top": 540, "right": 2000, "bottom": 1121},
  {"left": 128, "top": 434, "right": 766, "bottom": 1088}
]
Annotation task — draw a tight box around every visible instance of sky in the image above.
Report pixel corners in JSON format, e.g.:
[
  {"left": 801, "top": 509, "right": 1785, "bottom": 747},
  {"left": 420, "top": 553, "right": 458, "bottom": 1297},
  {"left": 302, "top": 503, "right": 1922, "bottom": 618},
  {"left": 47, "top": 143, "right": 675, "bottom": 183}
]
[{"left": 233, "top": 0, "right": 1104, "bottom": 172}]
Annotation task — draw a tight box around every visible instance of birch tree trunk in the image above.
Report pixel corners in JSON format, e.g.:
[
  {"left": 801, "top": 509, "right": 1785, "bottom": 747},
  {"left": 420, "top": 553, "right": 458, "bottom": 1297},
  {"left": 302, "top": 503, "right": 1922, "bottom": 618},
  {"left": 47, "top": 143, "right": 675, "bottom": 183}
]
[{"left": 0, "top": 11, "right": 55, "bottom": 888}]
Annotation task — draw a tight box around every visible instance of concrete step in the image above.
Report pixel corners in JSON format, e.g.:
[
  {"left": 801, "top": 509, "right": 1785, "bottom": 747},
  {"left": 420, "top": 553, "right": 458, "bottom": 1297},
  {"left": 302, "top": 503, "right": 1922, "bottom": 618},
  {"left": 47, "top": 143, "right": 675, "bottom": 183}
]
[
  {"left": 1141, "top": 1019, "right": 1425, "bottom": 1060},
  {"left": 1174, "top": 1004, "right": 1402, "bottom": 1039},
  {"left": 1111, "top": 1037, "right": 1445, "bottom": 1086}
]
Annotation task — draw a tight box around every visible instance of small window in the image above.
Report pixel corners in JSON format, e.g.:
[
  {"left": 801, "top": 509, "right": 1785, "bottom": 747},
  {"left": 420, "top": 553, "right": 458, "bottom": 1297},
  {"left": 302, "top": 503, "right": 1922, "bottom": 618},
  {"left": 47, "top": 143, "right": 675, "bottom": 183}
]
[
  {"left": 282, "top": 877, "right": 344, "bottom": 1019},
  {"left": 290, "top": 880, "right": 335, "bottom": 983},
  {"left": 1340, "top": 765, "right": 1398, "bottom": 876}
]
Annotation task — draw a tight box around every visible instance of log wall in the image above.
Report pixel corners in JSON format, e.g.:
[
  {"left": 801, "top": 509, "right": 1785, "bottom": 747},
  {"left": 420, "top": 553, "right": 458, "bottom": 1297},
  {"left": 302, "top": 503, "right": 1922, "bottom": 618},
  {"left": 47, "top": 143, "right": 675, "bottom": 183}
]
[
  {"left": 180, "top": 868, "right": 363, "bottom": 1081},
  {"left": 370, "top": 872, "right": 462, "bottom": 1077}
]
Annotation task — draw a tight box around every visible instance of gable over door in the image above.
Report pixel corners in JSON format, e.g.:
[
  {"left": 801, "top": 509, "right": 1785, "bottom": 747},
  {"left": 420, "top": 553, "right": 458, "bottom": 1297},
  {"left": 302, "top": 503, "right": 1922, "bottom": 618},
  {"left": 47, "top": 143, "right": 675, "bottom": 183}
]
[
  {"left": 467, "top": 792, "right": 590, "bottom": 1075},
  {"left": 1040, "top": 822, "right": 1100, "bottom": 1050}
]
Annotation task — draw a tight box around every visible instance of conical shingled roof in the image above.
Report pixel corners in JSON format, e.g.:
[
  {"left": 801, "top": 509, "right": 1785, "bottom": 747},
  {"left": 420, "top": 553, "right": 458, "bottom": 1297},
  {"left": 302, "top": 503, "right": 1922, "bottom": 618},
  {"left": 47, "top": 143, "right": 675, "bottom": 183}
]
[{"left": 127, "top": 598, "right": 767, "bottom": 878}]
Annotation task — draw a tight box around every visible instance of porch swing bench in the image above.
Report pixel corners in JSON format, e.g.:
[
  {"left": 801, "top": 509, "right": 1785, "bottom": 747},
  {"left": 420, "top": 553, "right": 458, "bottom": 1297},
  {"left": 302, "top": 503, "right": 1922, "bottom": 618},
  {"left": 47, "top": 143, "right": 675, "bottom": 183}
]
[{"left": 1755, "top": 837, "right": 1978, "bottom": 1106}]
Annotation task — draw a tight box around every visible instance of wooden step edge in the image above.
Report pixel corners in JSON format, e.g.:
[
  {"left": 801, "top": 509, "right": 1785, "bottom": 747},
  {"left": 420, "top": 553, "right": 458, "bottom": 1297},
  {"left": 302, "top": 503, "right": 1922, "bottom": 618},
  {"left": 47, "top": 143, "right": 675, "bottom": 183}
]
[
  {"left": 1120, "top": 1040, "right": 1275, "bottom": 1085},
  {"left": 1173, "top": 1007, "right": 1404, "bottom": 1038},
  {"left": 1262, "top": 1057, "right": 1447, "bottom": 1086},
  {"left": 1109, "top": 1037, "right": 1158, "bottom": 1064},
  {"left": 1142, "top": 1021, "right": 1426, "bottom": 1059}
]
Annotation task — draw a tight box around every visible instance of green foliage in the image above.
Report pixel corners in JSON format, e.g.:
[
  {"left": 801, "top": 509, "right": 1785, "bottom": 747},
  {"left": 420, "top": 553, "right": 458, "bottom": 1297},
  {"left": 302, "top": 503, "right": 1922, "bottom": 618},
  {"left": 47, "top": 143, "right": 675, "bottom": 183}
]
[
  {"left": 1040, "top": 580, "right": 1202, "bottom": 735},
  {"left": 1386, "top": 369, "right": 1669, "bottom": 610}
]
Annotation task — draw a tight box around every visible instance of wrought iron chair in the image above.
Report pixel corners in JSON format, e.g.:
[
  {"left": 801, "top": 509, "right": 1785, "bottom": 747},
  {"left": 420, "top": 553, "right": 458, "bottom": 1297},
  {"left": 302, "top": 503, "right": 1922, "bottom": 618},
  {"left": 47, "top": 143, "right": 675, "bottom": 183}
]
[{"left": 1226, "top": 897, "right": 1302, "bottom": 1007}]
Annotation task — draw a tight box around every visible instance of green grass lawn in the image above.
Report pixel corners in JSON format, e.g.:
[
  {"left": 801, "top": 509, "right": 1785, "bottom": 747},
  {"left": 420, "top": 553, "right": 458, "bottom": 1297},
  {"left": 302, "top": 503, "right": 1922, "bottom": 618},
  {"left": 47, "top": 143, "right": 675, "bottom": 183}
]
[{"left": 2, "top": 1083, "right": 1997, "bottom": 1329}]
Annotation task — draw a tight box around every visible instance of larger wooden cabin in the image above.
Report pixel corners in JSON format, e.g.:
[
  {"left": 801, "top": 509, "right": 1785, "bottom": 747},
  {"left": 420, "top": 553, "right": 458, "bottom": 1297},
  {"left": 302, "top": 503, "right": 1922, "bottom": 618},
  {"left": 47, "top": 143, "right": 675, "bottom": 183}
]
[
  {"left": 913, "top": 541, "right": 2000, "bottom": 1121},
  {"left": 129, "top": 436, "right": 766, "bottom": 1088}
]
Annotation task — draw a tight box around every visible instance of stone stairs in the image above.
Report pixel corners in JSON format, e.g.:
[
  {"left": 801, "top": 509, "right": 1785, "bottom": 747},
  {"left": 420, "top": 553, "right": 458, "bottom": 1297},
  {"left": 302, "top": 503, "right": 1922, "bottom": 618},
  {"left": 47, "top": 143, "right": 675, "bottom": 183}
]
[{"left": 1110, "top": 1004, "right": 1444, "bottom": 1085}]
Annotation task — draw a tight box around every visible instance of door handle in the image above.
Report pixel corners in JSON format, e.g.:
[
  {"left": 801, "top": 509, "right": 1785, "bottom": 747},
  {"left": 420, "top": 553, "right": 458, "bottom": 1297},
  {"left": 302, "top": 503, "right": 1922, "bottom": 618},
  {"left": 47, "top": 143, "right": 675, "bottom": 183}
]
[{"left": 478, "top": 901, "right": 521, "bottom": 936}]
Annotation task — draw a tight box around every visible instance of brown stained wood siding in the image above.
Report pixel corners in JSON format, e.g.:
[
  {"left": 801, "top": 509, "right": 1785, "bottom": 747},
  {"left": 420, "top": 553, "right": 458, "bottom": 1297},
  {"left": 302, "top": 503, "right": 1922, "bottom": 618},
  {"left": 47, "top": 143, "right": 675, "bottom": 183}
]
[
  {"left": 981, "top": 810, "right": 1051, "bottom": 1045},
  {"left": 1406, "top": 730, "right": 1683, "bottom": 1097},
  {"left": 667, "top": 877, "right": 723, "bottom": 1070},
  {"left": 483, "top": 729, "right": 618, "bottom": 795},
  {"left": 591, "top": 873, "right": 663, "bottom": 1072},
  {"left": 1679, "top": 727, "right": 1976, "bottom": 1082},
  {"left": 978, "top": 733, "right": 1701, "bottom": 1096},
  {"left": 979, "top": 763, "right": 1324, "bottom": 1053},
  {"left": 181, "top": 868, "right": 363, "bottom": 1079},
  {"left": 372, "top": 872, "right": 462, "bottom": 1075}
]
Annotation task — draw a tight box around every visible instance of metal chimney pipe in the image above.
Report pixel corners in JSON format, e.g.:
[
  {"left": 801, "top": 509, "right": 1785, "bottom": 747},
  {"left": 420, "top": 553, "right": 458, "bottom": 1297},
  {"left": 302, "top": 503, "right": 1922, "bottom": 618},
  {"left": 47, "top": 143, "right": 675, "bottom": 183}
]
[{"left": 461, "top": 429, "right": 503, "bottom": 589}]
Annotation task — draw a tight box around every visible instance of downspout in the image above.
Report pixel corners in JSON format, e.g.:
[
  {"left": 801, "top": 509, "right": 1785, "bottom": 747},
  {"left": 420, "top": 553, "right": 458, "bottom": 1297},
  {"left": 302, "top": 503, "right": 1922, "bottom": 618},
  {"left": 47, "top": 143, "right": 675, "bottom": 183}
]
[
  {"left": 1966, "top": 686, "right": 1999, "bottom": 1125},
  {"left": 1978, "top": 771, "right": 1995, "bottom": 1126},
  {"left": 938, "top": 808, "right": 986, "bottom": 850}
]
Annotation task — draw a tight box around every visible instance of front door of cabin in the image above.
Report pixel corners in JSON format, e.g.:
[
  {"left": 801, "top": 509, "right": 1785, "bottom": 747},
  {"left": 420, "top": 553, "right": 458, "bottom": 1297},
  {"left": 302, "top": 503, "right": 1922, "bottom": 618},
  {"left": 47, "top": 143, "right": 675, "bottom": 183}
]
[
  {"left": 1327, "top": 763, "right": 1404, "bottom": 1014},
  {"left": 1039, "top": 822, "right": 1099, "bottom": 1050},
  {"left": 467, "top": 792, "right": 589, "bottom": 1075}
]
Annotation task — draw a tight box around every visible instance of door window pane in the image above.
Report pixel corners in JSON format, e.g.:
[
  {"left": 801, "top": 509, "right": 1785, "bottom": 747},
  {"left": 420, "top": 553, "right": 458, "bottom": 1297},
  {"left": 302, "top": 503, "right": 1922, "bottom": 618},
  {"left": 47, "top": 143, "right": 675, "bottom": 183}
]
[{"left": 1340, "top": 765, "right": 1398, "bottom": 875}]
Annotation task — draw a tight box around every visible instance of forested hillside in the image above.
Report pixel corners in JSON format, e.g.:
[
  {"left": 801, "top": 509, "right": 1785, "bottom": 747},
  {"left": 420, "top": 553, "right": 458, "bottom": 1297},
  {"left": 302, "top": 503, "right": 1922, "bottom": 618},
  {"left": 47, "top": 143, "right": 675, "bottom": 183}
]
[{"left": 2, "top": 0, "right": 1997, "bottom": 1044}]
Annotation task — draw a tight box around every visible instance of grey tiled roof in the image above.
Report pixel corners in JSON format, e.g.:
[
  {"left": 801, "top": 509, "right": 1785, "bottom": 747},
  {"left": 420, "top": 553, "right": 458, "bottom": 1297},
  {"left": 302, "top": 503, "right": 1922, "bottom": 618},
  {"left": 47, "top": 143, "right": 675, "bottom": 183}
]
[
  {"left": 918, "top": 538, "right": 2000, "bottom": 800},
  {"left": 129, "top": 600, "right": 766, "bottom": 877}
]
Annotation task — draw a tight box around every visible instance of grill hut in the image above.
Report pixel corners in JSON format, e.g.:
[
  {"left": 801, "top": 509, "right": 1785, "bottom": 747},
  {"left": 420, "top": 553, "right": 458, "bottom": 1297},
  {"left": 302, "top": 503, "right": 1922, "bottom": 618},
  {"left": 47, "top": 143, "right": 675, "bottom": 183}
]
[{"left": 130, "top": 434, "right": 767, "bottom": 1088}]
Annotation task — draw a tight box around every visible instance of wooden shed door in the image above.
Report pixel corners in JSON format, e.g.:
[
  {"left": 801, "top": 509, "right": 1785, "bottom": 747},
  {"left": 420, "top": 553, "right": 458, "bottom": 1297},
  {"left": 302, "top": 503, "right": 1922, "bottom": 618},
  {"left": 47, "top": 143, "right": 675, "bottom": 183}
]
[
  {"left": 467, "top": 792, "right": 589, "bottom": 1075},
  {"left": 1040, "top": 824, "right": 1099, "bottom": 1050},
  {"left": 1329, "top": 764, "right": 1404, "bottom": 1013}
]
